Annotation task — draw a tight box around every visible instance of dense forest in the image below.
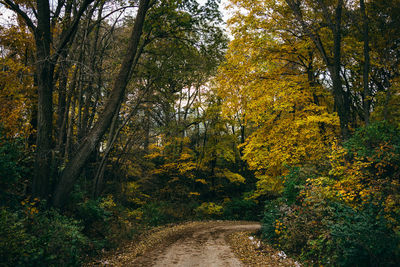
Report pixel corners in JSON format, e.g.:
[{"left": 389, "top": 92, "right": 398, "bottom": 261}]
[{"left": 0, "top": 0, "right": 400, "bottom": 266}]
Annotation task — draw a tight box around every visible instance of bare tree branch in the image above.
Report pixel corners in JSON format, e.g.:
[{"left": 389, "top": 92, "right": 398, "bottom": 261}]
[{"left": 1, "top": 0, "right": 36, "bottom": 31}]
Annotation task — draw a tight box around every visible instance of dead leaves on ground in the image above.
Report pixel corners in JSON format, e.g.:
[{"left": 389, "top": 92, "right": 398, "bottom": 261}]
[{"left": 227, "top": 231, "right": 301, "bottom": 267}]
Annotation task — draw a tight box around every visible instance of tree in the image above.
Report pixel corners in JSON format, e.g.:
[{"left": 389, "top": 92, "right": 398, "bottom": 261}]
[
  {"left": 284, "top": 0, "right": 350, "bottom": 137},
  {"left": 1, "top": 0, "right": 96, "bottom": 198},
  {"left": 52, "top": 0, "right": 151, "bottom": 207},
  {"left": 0, "top": 22, "right": 35, "bottom": 138},
  {"left": 219, "top": 0, "right": 339, "bottom": 196}
]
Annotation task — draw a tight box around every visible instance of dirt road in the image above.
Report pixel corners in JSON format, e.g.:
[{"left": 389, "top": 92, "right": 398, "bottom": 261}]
[
  {"left": 131, "top": 221, "right": 261, "bottom": 267},
  {"left": 92, "top": 221, "right": 300, "bottom": 266}
]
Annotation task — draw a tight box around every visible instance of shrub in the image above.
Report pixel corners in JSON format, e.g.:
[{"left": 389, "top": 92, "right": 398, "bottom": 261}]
[
  {"left": 0, "top": 131, "right": 30, "bottom": 204},
  {"left": 141, "top": 202, "right": 172, "bottom": 226},
  {"left": 282, "top": 202, "right": 335, "bottom": 264},
  {"left": 0, "top": 208, "right": 29, "bottom": 266},
  {"left": 77, "top": 199, "right": 111, "bottom": 228},
  {"left": 74, "top": 197, "right": 117, "bottom": 250},
  {"left": 345, "top": 121, "right": 400, "bottom": 159},
  {"left": 345, "top": 121, "right": 400, "bottom": 181},
  {"left": 261, "top": 199, "right": 282, "bottom": 241},
  {"left": 0, "top": 208, "right": 88, "bottom": 267},
  {"left": 223, "top": 198, "right": 259, "bottom": 220},
  {"left": 329, "top": 203, "right": 400, "bottom": 267},
  {"left": 266, "top": 198, "right": 400, "bottom": 266},
  {"left": 282, "top": 167, "right": 307, "bottom": 205},
  {"left": 28, "top": 209, "right": 89, "bottom": 266},
  {"left": 195, "top": 202, "right": 223, "bottom": 219}
]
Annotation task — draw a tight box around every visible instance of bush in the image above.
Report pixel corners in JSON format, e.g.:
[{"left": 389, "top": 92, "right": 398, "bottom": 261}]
[
  {"left": 223, "top": 198, "right": 259, "bottom": 221},
  {"left": 141, "top": 202, "right": 172, "bottom": 226},
  {"left": 260, "top": 123, "right": 400, "bottom": 266},
  {"left": 345, "top": 121, "right": 400, "bottom": 179},
  {"left": 282, "top": 167, "right": 307, "bottom": 205},
  {"left": 0, "top": 208, "right": 28, "bottom": 266},
  {"left": 28, "top": 209, "right": 89, "bottom": 266},
  {"left": 345, "top": 121, "right": 400, "bottom": 158},
  {"left": 0, "top": 208, "right": 88, "bottom": 267},
  {"left": 329, "top": 203, "right": 400, "bottom": 267},
  {"left": 77, "top": 199, "right": 111, "bottom": 228},
  {"left": 263, "top": 198, "right": 400, "bottom": 266},
  {"left": 261, "top": 199, "right": 282, "bottom": 241},
  {"left": 195, "top": 202, "right": 223, "bottom": 219},
  {"left": 261, "top": 167, "right": 315, "bottom": 244},
  {"left": 0, "top": 131, "right": 30, "bottom": 204}
]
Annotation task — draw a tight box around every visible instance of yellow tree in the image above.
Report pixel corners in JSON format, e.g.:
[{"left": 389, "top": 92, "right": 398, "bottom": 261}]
[
  {"left": 218, "top": 0, "right": 339, "bottom": 197},
  {"left": 0, "top": 23, "right": 35, "bottom": 138}
]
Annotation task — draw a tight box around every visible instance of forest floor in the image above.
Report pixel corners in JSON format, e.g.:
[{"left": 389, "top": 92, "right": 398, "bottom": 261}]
[{"left": 89, "top": 221, "right": 300, "bottom": 266}]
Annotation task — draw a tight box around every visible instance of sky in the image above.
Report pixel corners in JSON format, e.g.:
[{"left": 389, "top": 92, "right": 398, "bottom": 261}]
[
  {"left": 0, "top": 5, "right": 13, "bottom": 25},
  {"left": 198, "top": 0, "right": 232, "bottom": 22}
]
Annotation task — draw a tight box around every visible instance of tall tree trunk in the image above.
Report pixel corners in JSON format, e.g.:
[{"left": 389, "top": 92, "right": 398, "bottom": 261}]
[
  {"left": 330, "top": 0, "right": 349, "bottom": 138},
  {"left": 383, "top": 81, "right": 392, "bottom": 121},
  {"left": 360, "top": 0, "right": 371, "bottom": 125},
  {"left": 32, "top": 0, "right": 53, "bottom": 199},
  {"left": 56, "top": 60, "right": 69, "bottom": 146},
  {"left": 52, "top": 0, "right": 151, "bottom": 207},
  {"left": 82, "top": 3, "right": 104, "bottom": 137},
  {"left": 93, "top": 102, "right": 121, "bottom": 198},
  {"left": 144, "top": 105, "right": 151, "bottom": 153},
  {"left": 65, "top": 96, "right": 76, "bottom": 160}
]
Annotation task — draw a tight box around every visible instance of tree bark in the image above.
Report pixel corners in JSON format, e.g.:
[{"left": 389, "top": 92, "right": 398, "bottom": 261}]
[
  {"left": 32, "top": 0, "right": 53, "bottom": 199},
  {"left": 52, "top": 0, "right": 151, "bottom": 207},
  {"left": 331, "top": 0, "right": 349, "bottom": 138},
  {"left": 360, "top": 0, "right": 371, "bottom": 125}
]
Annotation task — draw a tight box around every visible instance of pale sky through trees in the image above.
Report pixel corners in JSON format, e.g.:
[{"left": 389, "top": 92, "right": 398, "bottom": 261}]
[
  {"left": 0, "top": 0, "right": 232, "bottom": 26},
  {"left": 198, "top": 0, "right": 231, "bottom": 22}
]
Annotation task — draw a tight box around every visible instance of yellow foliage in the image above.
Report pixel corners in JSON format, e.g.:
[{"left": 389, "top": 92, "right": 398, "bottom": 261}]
[
  {"left": 127, "top": 209, "right": 143, "bottom": 221},
  {"left": 218, "top": 0, "right": 339, "bottom": 197},
  {"left": 100, "top": 195, "right": 117, "bottom": 209},
  {"left": 0, "top": 27, "right": 35, "bottom": 138},
  {"left": 302, "top": 141, "right": 400, "bottom": 230},
  {"left": 216, "top": 169, "right": 245, "bottom": 184},
  {"left": 21, "top": 196, "right": 40, "bottom": 217},
  {"left": 195, "top": 202, "right": 223, "bottom": 216},
  {"left": 195, "top": 179, "right": 207, "bottom": 184},
  {"left": 124, "top": 182, "right": 149, "bottom": 205},
  {"left": 179, "top": 153, "right": 193, "bottom": 161},
  {"left": 274, "top": 219, "right": 285, "bottom": 235},
  {"left": 177, "top": 161, "right": 196, "bottom": 175}
]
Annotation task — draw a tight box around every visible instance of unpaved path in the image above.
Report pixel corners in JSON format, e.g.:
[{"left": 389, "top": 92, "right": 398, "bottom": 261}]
[
  {"left": 132, "top": 221, "right": 260, "bottom": 267},
  {"left": 90, "top": 221, "right": 299, "bottom": 266}
]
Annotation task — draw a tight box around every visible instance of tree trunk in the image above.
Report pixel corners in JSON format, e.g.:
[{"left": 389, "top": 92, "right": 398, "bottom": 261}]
[
  {"left": 32, "top": 0, "right": 53, "bottom": 199},
  {"left": 332, "top": 0, "right": 350, "bottom": 138},
  {"left": 1, "top": 0, "right": 95, "bottom": 199},
  {"left": 360, "top": 0, "right": 371, "bottom": 125},
  {"left": 93, "top": 102, "right": 120, "bottom": 198},
  {"left": 52, "top": 0, "right": 151, "bottom": 207}
]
